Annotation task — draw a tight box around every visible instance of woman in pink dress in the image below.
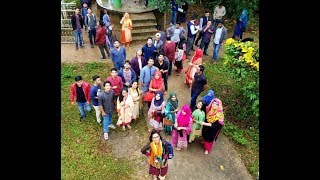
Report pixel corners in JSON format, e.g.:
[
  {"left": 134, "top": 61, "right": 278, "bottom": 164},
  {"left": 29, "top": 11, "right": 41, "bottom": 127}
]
[{"left": 171, "top": 105, "right": 192, "bottom": 150}]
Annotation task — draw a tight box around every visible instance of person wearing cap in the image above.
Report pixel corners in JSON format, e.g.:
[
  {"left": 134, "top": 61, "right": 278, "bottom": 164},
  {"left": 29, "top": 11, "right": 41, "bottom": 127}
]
[
  {"left": 153, "top": 33, "right": 164, "bottom": 58},
  {"left": 70, "top": 75, "right": 92, "bottom": 121},
  {"left": 212, "top": 20, "right": 227, "bottom": 64}
]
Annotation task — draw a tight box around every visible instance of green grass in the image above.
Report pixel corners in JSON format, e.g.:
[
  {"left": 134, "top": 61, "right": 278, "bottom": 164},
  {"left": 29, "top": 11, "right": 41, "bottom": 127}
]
[
  {"left": 61, "top": 63, "right": 147, "bottom": 179},
  {"left": 203, "top": 58, "right": 259, "bottom": 177}
]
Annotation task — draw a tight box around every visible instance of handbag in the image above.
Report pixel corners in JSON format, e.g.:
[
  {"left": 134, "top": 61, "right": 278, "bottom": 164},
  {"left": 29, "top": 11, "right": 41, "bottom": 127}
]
[
  {"left": 163, "top": 117, "right": 173, "bottom": 126},
  {"left": 143, "top": 91, "right": 155, "bottom": 102}
]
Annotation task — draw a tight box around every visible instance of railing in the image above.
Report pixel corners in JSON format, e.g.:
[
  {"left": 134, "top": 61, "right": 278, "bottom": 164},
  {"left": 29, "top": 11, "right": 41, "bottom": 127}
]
[{"left": 61, "top": 1, "right": 76, "bottom": 43}]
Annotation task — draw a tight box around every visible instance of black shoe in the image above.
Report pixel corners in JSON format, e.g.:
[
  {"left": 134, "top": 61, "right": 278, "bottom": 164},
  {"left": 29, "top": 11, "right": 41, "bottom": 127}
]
[
  {"left": 100, "top": 56, "right": 106, "bottom": 60},
  {"left": 204, "top": 53, "right": 208, "bottom": 56},
  {"left": 90, "top": 44, "right": 94, "bottom": 48},
  {"left": 75, "top": 47, "right": 78, "bottom": 50},
  {"left": 80, "top": 45, "right": 85, "bottom": 48}
]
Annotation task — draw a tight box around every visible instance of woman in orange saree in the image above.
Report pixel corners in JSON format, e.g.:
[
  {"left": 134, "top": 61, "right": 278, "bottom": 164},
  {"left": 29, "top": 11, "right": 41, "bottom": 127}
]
[
  {"left": 185, "top": 47, "right": 203, "bottom": 87},
  {"left": 120, "top": 12, "right": 132, "bottom": 47}
]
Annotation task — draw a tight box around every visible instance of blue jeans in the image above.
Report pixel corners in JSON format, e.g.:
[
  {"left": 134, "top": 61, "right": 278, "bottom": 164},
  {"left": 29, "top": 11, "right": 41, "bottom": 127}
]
[
  {"left": 213, "top": 43, "right": 221, "bottom": 61},
  {"left": 190, "top": 89, "right": 201, "bottom": 110},
  {"left": 114, "top": 63, "right": 124, "bottom": 72},
  {"left": 74, "top": 29, "right": 83, "bottom": 48},
  {"left": 77, "top": 102, "right": 91, "bottom": 118},
  {"left": 170, "top": 10, "right": 176, "bottom": 25},
  {"left": 103, "top": 113, "right": 113, "bottom": 133}
]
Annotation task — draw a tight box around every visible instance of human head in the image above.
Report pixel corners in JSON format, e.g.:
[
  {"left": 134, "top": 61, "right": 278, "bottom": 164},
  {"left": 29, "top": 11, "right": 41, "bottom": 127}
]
[
  {"left": 75, "top": 75, "right": 83, "bottom": 87},
  {"left": 104, "top": 8, "right": 108, "bottom": 14},
  {"left": 92, "top": 75, "right": 101, "bottom": 84},
  {"left": 155, "top": 24, "right": 162, "bottom": 31},
  {"left": 155, "top": 91, "right": 164, "bottom": 101},
  {"left": 191, "top": 14, "right": 198, "bottom": 21},
  {"left": 204, "top": 10, "right": 210, "bottom": 17},
  {"left": 124, "top": 60, "right": 131, "bottom": 70},
  {"left": 103, "top": 80, "right": 111, "bottom": 91},
  {"left": 154, "top": 70, "right": 162, "bottom": 80},
  {"left": 110, "top": 68, "right": 117, "bottom": 77},
  {"left": 83, "top": 2, "right": 88, "bottom": 8},
  {"left": 217, "top": 20, "right": 223, "bottom": 28},
  {"left": 97, "top": 20, "right": 104, "bottom": 27},
  {"left": 131, "top": 81, "right": 138, "bottom": 89},
  {"left": 147, "top": 37, "right": 153, "bottom": 45},
  {"left": 181, "top": 105, "right": 191, "bottom": 116},
  {"left": 218, "top": 3, "right": 223, "bottom": 8},
  {"left": 197, "top": 100, "right": 206, "bottom": 112},
  {"left": 207, "top": 20, "right": 212, "bottom": 26},
  {"left": 87, "top": 8, "right": 92, "bottom": 14},
  {"left": 136, "top": 48, "right": 142, "bottom": 56},
  {"left": 197, "top": 65, "right": 205, "bottom": 74},
  {"left": 119, "top": 87, "right": 129, "bottom": 102},
  {"left": 168, "top": 92, "right": 178, "bottom": 103},
  {"left": 158, "top": 53, "right": 164, "bottom": 62},
  {"left": 149, "top": 129, "right": 162, "bottom": 143},
  {"left": 166, "top": 35, "right": 171, "bottom": 41},
  {"left": 155, "top": 33, "right": 161, "bottom": 41},
  {"left": 114, "top": 40, "right": 120, "bottom": 48},
  {"left": 124, "top": 12, "right": 130, "bottom": 19},
  {"left": 75, "top": 8, "right": 80, "bottom": 15},
  {"left": 175, "top": 22, "right": 180, "bottom": 29},
  {"left": 147, "top": 57, "right": 154, "bottom": 66}
]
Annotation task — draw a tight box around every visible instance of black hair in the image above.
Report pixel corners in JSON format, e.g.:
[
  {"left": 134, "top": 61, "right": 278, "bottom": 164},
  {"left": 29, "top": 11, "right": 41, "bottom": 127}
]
[
  {"left": 155, "top": 24, "right": 162, "bottom": 31},
  {"left": 149, "top": 129, "right": 162, "bottom": 143},
  {"left": 175, "top": 22, "right": 180, "bottom": 25},
  {"left": 118, "top": 87, "right": 129, "bottom": 103},
  {"left": 111, "top": 67, "right": 117, "bottom": 72},
  {"left": 75, "top": 75, "right": 82, "bottom": 81},
  {"left": 205, "top": 10, "right": 209, "bottom": 14},
  {"left": 98, "top": 20, "right": 104, "bottom": 27},
  {"left": 147, "top": 37, "right": 153, "bottom": 41},
  {"left": 148, "top": 57, "right": 154, "bottom": 61},
  {"left": 191, "top": 14, "right": 198, "bottom": 20},
  {"left": 131, "top": 80, "right": 140, "bottom": 96},
  {"left": 92, "top": 75, "right": 100, "bottom": 81},
  {"left": 198, "top": 100, "right": 207, "bottom": 114},
  {"left": 114, "top": 39, "right": 119, "bottom": 43},
  {"left": 103, "top": 80, "right": 111, "bottom": 87},
  {"left": 124, "top": 60, "right": 131, "bottom": 65},
  {"left": 158, "top": 52, "right": 165, "bottom": 57},
  {"left": 199, "top": 65, "right": 205, "bottom": 72},
  {"left": 166, "top": 35, "right": 171, "bottom": 41}
]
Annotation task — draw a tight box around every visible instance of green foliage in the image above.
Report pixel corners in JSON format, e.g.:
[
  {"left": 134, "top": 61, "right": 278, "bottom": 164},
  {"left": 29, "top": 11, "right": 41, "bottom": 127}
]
[
  {"left": 223, "top": 38, "right": 259, "bottom": 118},
  {"left": 61, "top": 64, "right": 77, "bottom": 81},
  {"left": 222, "top": 121, "right": 247, "bottom": 145},
  {"left": 149, "top": 0, "right": 196, "bottom": 12}
]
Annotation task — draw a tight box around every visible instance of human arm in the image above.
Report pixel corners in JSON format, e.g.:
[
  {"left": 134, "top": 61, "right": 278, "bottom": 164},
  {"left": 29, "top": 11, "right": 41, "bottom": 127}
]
[
  {"left": 70, "top": 84, "right": 75, "bottom": 104},
  {"left": 199, "top": 18, "right": 203, "bottom": 30},
  {"left": 141, "top": 143, "right": 151, "bottom": 156},
  {"left": 221, "top": 7, "right": 226, "bottom": 17},
  {"left": 190, "top": 24, "right": 199, "bottom": 35}
]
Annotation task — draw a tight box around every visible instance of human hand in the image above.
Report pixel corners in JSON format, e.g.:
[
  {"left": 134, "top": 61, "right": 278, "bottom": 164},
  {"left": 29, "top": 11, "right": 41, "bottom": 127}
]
[
  {"left": 113, "top": 86, "right": 117, "bottom": 89},
  {"left": 71, "top": 102, "right": 75, "bottom": 105}
]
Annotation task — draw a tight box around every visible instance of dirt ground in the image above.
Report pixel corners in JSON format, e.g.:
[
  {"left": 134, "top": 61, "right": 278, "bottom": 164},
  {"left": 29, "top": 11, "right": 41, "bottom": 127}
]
[{"left": 61, "top": 1, "right": 256, "bottom": 179}]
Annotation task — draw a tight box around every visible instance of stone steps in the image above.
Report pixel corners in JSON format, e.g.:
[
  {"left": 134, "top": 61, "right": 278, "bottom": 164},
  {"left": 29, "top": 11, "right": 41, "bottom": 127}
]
[{"left": 130, "top": 12, "right": 157, "bottom": 41}]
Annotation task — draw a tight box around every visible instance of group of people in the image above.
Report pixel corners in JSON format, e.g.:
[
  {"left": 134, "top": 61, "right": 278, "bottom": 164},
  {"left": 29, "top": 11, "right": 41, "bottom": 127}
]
[{"left": 69, "top": 2, "right": 251, "bottom": 179}]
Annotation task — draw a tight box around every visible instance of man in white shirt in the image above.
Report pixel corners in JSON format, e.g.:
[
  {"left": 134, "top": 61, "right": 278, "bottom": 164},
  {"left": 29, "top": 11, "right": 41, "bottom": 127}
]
[
  {"left": 186, "top": 14, "right": 200, "bottom": 57},
  {"left": 213, "top": 3, "right": 226, "bottom": 27},
  {"left": 212, "top": 20, "right": 227, "bottom": 64}
]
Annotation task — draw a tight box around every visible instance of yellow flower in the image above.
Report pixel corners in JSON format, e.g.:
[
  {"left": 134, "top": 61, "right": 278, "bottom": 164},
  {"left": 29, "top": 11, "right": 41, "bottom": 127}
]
[
  {"left": 242, "top": 47, "right": 248, "bottom": 53},
  {"left": 253, "top": 62, "right": 259, "bottom": 70},
  {"left": 247, "top": 47, "right": 254, "bottom": 53},
  {"left": 234, "top": 42, "right": 242, "bottom": 47},
  {"left": 226, "top": 38, "right": 235, "bottom": 45}
]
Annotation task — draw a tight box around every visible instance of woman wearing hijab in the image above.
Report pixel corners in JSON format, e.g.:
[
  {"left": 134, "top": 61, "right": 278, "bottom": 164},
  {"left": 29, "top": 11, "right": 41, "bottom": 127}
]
[
  {"left": 171, "top": 105, "right": 192, "bottom": 150},
  {"left": 141, "top": 129, "right": 169, "bottom": 180},
  {"left": 148, "top": 91, "right": 166, "bottom": 132},
  {"left": 120, "top": 12, "right": 133, "bottom": 47},
  {"left": 232, "top": 9, "right": 248, "bottom": 40},
  {"left": 185, "top": 47, "right": 203, "bottom": 87},
  {"left": 164, "top": 92, "right": 179, "bottom": 135},
  {"left": 201, "top": 98, "right": 224, "bottom": 155},
  {"left": 149, "top": 70, "right": 165, "bottom": 93},
  {"left": 202, "top": 89, "right": 215, "bottom": 107},
  {"left": 189, "top": 100, "right": 206, "bottom": 143}
]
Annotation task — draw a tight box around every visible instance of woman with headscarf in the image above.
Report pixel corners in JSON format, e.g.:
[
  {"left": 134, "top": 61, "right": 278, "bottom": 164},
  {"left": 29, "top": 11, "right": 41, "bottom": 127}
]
[
  {"left": 141, "top": 129, "right": 169, "bottom": 180},
  {"left": 189, "top": 100, "right": 206, "bottom": 143},
  {"left": 185, "top": 47, "right": 203, "bottom": 87},
  {"left": 232, "top": 9, "right": 248, "bottom": 40},
  {"left": 148, "top": 91, "right": 166, "bottom": 132},
  {"left": 164, "top": 92, "right": 179, "bottom": 135},
  {"left": 201, "top": 98, "right": 224, "bottom": 155},
  {"left": 149, "top": 70, "right": 165, "bottom": 93},
  {"left": 120, "top": 12, "right": 133, "bottom": 47},
  {"left": 202, "top": 89, "right": 215, "bottom": 107},
  {"left": 128, "top": 81, "right": 142, "bottom": 121},
  {"left": 171, "top": 105, "right": 192, "bottom": 150},
  {"left": 116, "top": 88, "right": 134, "bottom": 131}
]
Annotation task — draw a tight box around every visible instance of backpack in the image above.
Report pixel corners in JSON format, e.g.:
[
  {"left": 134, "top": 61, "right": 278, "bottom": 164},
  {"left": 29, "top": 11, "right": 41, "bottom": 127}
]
[{"left": 163, "top": 139, "right": 174, "bottom": 159}]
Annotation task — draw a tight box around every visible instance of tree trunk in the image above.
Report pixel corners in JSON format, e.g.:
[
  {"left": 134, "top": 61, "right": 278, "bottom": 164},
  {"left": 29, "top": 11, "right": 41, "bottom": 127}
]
[{"left": 163, "top": 12, "right": 166, "bottom": 30}]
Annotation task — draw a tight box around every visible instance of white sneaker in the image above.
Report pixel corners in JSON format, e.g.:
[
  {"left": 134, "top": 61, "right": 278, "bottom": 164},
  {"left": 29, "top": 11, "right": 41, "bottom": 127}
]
[
  {"left": 108, "top": 124, "right": 116, "bottom": 129},
  {"left": 104, "top": 133, "right": 108, "bottom": 140}
]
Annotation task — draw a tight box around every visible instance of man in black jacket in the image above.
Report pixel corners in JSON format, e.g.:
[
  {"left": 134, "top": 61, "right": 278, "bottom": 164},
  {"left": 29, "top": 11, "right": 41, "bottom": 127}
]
[{"left": 71, "top": 8, "right": 85, "bottom": 50}]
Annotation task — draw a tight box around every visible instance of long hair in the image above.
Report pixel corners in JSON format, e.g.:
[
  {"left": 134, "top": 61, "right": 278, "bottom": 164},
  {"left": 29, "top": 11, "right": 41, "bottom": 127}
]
[
  {"left": 118, "top": 87, "right": 129, "bottom": 102},
  {"left": 131, "top": 80, "right": 140, "bottom": 96},
  {"left": 149, "top": 129, "right": 162, "bottom": 143}
]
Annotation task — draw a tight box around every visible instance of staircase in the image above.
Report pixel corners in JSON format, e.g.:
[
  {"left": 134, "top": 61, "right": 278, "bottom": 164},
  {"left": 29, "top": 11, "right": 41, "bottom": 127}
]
[{"left": 130, "top": 12, "right": 158, "bottom": 42}]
